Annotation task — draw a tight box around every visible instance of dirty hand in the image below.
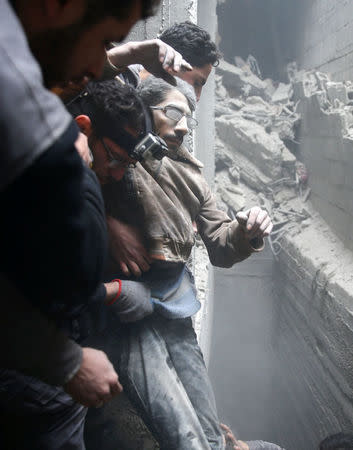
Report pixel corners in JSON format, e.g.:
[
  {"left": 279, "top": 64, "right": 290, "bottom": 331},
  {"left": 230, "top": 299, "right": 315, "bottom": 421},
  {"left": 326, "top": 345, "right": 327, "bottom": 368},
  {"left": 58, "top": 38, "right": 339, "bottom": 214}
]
[
  {"left": 236, "top": 206, "right": 273, "bottom": 240},
  {"left": 64, "top": 347, "right": 122, "bottom": 407},
  {"left": 220, "top": 423, "right": 249, "bottom": 450},
  {"left": 108, "top": 39, "right": 192, "bottom": 85},
  {"left": 107, "top": 216, "right": 152, "bottom": 277},
  {"left": 110, "top": 280, "right": 153, "bottom": 323},
  {"left": 74, "top": 132, "right": 92, "bottom": 168}
]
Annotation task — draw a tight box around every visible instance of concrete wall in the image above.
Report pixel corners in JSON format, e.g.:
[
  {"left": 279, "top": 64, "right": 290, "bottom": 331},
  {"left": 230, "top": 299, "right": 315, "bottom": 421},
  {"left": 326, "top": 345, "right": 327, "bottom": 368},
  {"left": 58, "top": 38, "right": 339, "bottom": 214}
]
[
  {"left": 125, "top": 0, "right": 197, "bottom": 41},
  {"left": 295, "top": 0, "right": 353, "bottom": 82},
  {"left": 296, "top": 86, "right": 353, "bottom": 252},
  {"left": 271, "top": 219, "right": 353, "bottom": 450}
]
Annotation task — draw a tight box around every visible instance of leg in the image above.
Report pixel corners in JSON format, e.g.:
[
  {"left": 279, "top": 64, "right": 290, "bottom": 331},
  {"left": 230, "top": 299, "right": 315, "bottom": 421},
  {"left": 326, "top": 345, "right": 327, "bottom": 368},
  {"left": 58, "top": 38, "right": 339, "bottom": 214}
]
[
  {"left": 0, "top": 370, "right": 86, "bottom": 450},
  {"left": 118, "top": 316, "right": 214, "bottom": 450},
  {"left": 156, "top": 317, "right": 224, "bottom": 450}
]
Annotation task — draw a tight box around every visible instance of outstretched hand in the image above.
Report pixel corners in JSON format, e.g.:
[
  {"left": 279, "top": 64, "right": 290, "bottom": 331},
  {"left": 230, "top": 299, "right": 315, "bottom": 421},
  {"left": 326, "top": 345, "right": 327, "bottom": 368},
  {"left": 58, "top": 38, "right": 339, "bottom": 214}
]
[{"left": 236, "top": 206, "right": 273, "bottom": 240}]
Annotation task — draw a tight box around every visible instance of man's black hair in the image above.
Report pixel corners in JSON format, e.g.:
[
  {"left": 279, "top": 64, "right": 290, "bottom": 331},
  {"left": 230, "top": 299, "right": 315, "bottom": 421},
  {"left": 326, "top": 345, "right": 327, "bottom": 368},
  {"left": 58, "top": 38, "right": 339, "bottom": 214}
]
[
  {"left": 67, "top": 80, "right": 145, "bottom": 141},
  {"left": 84, "top": 0, "right": 160, "bottom": 24},
  {"left": 159, "top": 21, "right": 221, "bottom": 68}
]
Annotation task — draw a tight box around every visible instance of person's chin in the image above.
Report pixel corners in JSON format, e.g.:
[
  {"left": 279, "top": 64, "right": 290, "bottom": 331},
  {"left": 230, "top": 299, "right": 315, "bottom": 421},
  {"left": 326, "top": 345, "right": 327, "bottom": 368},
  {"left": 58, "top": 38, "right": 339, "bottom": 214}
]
[{"left": 166, "top": 139, "right": 182, "bottom": 151}]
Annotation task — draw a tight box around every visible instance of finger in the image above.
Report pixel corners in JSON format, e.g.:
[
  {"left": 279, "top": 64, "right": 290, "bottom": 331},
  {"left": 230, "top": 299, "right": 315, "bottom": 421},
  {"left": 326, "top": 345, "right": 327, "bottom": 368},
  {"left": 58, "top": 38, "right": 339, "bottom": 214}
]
[
  {"left": 128, "top": 261, "right": 142, "bottom": 277},
  {"left": 257, "top": 216, "right": 272, "bottom": 236},
  {"left": 110, "top": 379, "right": 123, "bottom": 395},
  {"left": 245, "top": 207, "right": 261, "bottom": 232},
  {"left": 139, "top": 258, "right": 151, "bottom": 272},
  {"left": 263, "top": 221, "right": 273, "bottom": 236},
  {"left": 249, "top": 209, "right": 268, "bottom": 236},
  {"left": 171, "top": 51, "right": 183, "bottom": 72},
  {"left": 180, "top": 59, "right": 192, "bottom": 71},
  {"left": 235, "top": 211, "right": 248, "bottom": 228},
  {"left": 161, "top": 45, "right": 174, "bottom": 69},
  {"left": 120, "top": 262, "right": 131, "bottom": 277}
]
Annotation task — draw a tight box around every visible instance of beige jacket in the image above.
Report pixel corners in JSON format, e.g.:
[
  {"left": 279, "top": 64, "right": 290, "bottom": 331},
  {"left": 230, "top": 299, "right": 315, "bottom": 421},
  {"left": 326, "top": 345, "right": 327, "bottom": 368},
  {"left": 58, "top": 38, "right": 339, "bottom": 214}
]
[{"left": 103, "top": 146, "right": 263, "bottom": 268}]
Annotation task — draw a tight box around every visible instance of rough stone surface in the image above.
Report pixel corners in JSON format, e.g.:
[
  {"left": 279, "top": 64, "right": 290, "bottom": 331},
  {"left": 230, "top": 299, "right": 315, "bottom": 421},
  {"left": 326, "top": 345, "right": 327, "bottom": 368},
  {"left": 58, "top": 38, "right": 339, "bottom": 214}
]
[
  {"left": 213, "top": 55, "right": 353, "bottom": 449},
  {"left": 217, "top": 60, "right": 269, "bottom": 100}
]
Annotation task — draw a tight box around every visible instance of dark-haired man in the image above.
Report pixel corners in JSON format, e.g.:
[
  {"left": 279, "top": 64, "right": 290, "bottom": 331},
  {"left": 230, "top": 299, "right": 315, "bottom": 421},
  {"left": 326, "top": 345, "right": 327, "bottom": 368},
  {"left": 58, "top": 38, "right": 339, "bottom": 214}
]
[
  {"left": 159, "top": 21, "right": 220, "bottom": 100},
  {"left": 98, "top": 76, "right": 273, "bottom": 450},
  {"left": 105, "top": 22, "right": 220, "bottom": 277},
  {"left": 107, "top": 21, "right": 220, "bottom": 102},
  {"left": 0, "top": 78, "right": 162, "bottom": 450},
  {"left": 0, "top": 0, "right": 162, "bottom": 428}
]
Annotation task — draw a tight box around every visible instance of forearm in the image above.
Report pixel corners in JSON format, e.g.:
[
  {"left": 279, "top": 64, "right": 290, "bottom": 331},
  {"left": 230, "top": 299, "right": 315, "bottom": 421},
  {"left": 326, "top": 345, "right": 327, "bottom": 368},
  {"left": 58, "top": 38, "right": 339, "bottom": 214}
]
[
  {"left": 107, "top": 42, "right": 141, "bottom": 70},
  {"left": 197, "top": 188, "right": 263, "bottom": 268},
  {"left": 0, "top": 273, "right": 82, "bottom": 386}
]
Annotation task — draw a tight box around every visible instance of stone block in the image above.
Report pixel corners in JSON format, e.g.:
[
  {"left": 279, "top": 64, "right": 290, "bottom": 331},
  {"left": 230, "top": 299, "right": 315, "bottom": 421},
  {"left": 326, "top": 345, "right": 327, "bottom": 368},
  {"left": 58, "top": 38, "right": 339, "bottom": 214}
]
[
  {"left": 326, "top": 81, "right": 348, "bottom": 105},
  {"left": 216, "top": 115, "right": 283, "bottom": 179},
  {"left": 217, "top": 185, "right": 245, "bottom": 211},
  {"left": 216, "top": 60, "right": 268, "bottom": 100},
  {"left": 272, "top": 82, "right": 293, "bottom": 104}
]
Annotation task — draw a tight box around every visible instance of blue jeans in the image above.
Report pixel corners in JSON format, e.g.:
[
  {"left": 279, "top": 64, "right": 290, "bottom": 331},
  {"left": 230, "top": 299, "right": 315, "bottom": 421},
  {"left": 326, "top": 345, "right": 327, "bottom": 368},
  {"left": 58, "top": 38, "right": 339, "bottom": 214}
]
[
  {"left": 86, "top": 315, "right": 223, "bottom": 450},
  {"left": 0, "top": 369, "right": 86, "bottom": 450}
]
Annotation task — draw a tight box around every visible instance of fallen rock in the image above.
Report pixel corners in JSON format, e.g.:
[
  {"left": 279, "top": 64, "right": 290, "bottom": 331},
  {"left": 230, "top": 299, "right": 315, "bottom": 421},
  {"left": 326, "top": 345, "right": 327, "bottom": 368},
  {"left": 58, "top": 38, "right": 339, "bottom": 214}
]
[
  {"left": 216, "top": 115, "right": 283, "bottom": 179},
  {"left": 217, "top": 60, "right": 269, "bottom": 100},
  {"left": 326, "top": 82, "right": 348, "bottom": 105},
  {"left": 272, "top": 82, "right": 292, "bottom": 104}
]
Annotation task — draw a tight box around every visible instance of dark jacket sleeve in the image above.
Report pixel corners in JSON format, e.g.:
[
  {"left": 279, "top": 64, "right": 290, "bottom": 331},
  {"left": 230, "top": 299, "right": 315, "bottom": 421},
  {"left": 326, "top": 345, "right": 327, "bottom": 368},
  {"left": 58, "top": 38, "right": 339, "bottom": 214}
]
[
  {"left": 0, "top": 121, "right": 108, "bottom": 312},
  {"left": 0, "top": 273, "right": 82, "bottom": 386}
]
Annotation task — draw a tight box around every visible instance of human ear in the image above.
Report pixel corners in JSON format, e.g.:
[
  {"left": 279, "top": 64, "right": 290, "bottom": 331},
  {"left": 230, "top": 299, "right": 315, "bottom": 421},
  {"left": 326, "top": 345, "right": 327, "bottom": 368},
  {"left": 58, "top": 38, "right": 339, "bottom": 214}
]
[{"left": 75, "top": 115, "right": 93, "bottom": 137}]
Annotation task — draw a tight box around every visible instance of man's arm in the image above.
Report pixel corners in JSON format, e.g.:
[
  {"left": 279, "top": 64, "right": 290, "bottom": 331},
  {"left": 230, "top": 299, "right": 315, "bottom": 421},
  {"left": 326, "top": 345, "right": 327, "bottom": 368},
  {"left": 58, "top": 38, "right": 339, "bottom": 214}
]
[
  {"left": 196, "top": 184, "right": 272, "bottom": 268},
  {"left": 107, "top": 39, "right": 192, "bottom": 85},
  {"left": 0, "top": 273, "right": 122, "bottom": 407}
]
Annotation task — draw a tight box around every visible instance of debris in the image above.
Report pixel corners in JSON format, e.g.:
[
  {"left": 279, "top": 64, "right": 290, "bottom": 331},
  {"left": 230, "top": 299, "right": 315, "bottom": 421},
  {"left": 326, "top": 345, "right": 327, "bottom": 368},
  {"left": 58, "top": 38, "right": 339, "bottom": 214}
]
[
  {"left": 217, "top": 60, "right": 269, "bottom": 100},
  {"left": 272, "top": 82, "right": 292, "bottom": 104}
]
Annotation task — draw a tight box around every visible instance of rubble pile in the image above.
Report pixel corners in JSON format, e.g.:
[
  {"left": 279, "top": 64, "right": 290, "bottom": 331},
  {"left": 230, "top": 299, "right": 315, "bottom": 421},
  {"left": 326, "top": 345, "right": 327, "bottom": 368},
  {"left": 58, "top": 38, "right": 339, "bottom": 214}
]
[{"left": 214, "top": 57, "right": 353, "bottom": 252}]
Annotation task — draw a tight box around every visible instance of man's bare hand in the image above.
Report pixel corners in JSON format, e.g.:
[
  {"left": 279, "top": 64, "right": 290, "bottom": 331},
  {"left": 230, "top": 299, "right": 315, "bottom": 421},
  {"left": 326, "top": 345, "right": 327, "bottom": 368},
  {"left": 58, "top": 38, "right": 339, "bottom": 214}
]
[
  {"left": 107, "top": 216, "right": 152, "bottom": 277},
  {"left": 220, "top": 423, "right": 249, "bottom": 450},
  {"left": 236, "top": 206, "right": 273, "bottom": 240},
  {"left": 64, "top": 347, "right": 122, "bottom": 408},
  {"left": 107, "top": 39, "right": 192, "bottom": 86}
]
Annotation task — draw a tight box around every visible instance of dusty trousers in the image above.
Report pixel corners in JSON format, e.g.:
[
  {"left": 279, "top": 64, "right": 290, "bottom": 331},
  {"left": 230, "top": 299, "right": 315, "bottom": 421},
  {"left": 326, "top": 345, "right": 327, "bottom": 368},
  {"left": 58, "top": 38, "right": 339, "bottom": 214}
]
[
  {"left": 104, "top": 315, "right": 224, "bottom": 450},
  {"left": 0, "top": 369, "right": 87, "bottom": 450}
]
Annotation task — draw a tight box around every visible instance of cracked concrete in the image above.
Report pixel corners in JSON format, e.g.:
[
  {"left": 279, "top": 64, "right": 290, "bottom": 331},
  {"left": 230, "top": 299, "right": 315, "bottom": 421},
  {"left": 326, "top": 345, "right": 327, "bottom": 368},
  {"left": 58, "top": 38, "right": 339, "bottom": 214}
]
[{"left": 213, "top": 56, "right": 353, "bottom": 449}]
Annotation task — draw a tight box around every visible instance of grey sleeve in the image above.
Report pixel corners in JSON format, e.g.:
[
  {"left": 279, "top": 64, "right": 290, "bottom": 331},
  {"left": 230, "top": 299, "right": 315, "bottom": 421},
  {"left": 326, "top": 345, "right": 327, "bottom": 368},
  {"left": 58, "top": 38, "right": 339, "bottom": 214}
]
[
  {"left": 0, "top": 273, "right": 82, "bottom": 386},
  {"left": 247, "top": 440, "right": 286, "bottom": 450}
]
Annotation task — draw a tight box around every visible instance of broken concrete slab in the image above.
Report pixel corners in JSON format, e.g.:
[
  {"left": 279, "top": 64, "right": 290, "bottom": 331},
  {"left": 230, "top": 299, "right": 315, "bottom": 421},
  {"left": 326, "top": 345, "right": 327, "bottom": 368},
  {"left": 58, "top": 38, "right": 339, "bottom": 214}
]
[
  {"left": 216, "top": 115, "right": 283, "bottom": 179},
  {"left": 217, "top": 185, "right": 246, "bottom": 212},
  {"left": 272, "top": 82, "right": 293, "bottom": 104},
  {"left": 326, "top": 82, "right": 348, "bottom": 105},
  {"left": 216, "top": 60, "right": 269, "bottom": 100}
]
